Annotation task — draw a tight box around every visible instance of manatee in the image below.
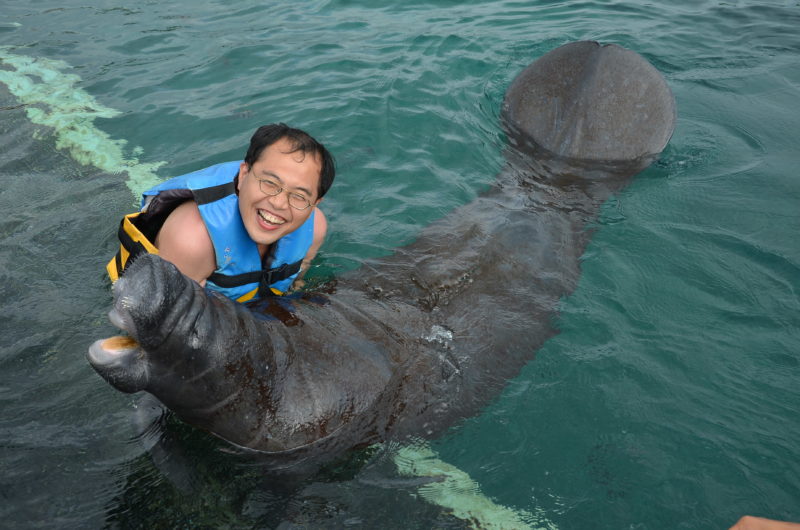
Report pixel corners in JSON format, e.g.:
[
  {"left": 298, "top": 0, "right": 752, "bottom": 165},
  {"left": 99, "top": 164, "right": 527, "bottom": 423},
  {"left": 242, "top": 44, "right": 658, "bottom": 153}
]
[{"left": 87, "top": 41, "right": 676, "bottom": 467}]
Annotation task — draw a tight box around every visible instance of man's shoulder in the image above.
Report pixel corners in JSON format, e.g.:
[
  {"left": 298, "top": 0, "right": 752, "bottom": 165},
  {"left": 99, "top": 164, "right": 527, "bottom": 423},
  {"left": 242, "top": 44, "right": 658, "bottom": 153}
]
[
  {"left": 155, "top": 200, "right": 217, "bottom": 283},
  {"left": 171, "top": 200, "right": 205, "bottom": 225},
  {"left": 158, "top": 201, "right": 213, "bottom": 255},
  {"left": 313, "top": 206, "right": 327, "bottom": 226}
]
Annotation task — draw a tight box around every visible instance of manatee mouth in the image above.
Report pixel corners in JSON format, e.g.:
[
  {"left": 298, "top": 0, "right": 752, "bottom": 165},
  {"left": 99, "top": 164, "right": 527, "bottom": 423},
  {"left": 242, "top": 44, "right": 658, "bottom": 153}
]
[
  {"left": 87, "top": 333, "right": 143, "bottom": 372},
  {"left": 87, "top": 290, "right": 142, "bottom": 368},
  {"left": 88, "top": 335, "right": 140, "bottom": 361},
  {"left": 87, "top": 308, "right": 149, "bottom": 394}
]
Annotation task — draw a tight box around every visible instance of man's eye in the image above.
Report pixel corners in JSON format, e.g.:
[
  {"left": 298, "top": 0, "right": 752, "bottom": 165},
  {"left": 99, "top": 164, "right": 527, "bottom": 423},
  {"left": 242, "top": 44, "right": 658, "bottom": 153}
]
[{"left": 262, "top": 179, "right": 280, "bottom": 189}]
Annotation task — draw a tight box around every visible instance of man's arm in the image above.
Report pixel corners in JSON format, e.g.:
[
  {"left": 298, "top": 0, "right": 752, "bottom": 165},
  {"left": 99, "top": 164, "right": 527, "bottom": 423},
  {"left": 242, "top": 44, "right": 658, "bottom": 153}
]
[
  {"left": 290, "top": 206, "right": 327, "bottom": 291},
  {"left": 154, "top": 200, "right": 218, "bottom": 286}
]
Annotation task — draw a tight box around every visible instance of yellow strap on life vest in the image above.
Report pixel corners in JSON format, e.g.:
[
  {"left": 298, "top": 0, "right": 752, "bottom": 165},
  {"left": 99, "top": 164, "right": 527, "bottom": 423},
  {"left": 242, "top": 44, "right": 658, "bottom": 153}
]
[
  {"left": 106, "top": 212, "right": 160, "bottom": 282},
  {"left": 106, "top": 260, "right": 119, "bottom": 282},
  {"left": 236, "top": 287, "right": 259, "bottom": 303},
  {"left": 235, "top": 286, "right": 283, "bottom": 303}
]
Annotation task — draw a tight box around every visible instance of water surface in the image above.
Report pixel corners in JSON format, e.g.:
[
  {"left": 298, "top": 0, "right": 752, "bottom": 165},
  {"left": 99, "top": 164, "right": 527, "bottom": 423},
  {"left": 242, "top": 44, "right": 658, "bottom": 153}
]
[{"left": 1, "top": 0, "right": 799, "bottom": 527}]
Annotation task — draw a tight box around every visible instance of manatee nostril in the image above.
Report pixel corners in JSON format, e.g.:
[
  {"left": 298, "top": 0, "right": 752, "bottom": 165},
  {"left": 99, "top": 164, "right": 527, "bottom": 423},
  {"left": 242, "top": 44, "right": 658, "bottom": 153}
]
[{"left": 108, "top": 307, "right": 133, "bottom": 333}]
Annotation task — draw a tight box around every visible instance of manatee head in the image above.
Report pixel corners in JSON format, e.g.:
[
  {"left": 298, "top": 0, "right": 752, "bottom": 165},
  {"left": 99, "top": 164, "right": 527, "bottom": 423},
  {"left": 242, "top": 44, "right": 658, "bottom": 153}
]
[{"left": 87, "top": 254, "right": 200, "bottom": 393}]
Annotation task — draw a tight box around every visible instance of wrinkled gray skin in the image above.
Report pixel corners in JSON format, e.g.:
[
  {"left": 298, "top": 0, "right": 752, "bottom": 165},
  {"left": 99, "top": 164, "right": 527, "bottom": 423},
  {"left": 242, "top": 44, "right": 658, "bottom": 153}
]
[{"left": 88, "top": 41, "right": 676, "bottom": 468}]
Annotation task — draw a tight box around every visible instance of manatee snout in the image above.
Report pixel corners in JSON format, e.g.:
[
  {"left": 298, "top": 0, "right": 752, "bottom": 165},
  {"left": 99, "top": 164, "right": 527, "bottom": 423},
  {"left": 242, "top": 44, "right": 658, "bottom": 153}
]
[
  {"left": 87, "top": 254, "right": 191, "bottom": 393},
  {"left": 111, "top": 254, "right": 193, "bottom": 349},
  {"left": 87, "top": 335, "right": 149, "bottom": 393}
]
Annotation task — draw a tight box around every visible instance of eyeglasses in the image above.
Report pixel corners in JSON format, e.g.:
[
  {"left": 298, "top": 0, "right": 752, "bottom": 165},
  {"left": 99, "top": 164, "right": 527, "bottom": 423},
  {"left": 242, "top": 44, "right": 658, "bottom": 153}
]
[{"left": 250, "top": 169, "right": 313, "bottom": 211}]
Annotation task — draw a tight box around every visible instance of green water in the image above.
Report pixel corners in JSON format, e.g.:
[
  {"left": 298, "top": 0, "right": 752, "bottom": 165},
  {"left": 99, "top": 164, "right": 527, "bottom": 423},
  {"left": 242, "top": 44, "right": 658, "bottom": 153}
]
[{"left": 1, "top": 1, "right": 799, "bottom": 528}]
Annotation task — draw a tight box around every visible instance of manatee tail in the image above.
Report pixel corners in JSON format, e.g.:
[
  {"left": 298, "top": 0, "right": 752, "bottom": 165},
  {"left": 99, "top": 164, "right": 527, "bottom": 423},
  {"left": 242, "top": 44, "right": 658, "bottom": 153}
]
[{"left": 502, "top": 40, "right": 676, "bottom": 179}]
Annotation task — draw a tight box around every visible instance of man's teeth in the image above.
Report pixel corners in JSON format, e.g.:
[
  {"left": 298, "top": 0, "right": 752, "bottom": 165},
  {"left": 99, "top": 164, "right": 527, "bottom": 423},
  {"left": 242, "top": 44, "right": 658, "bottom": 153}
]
[{"left": 258, "top": 210, "right": 286, "bottom": 225}]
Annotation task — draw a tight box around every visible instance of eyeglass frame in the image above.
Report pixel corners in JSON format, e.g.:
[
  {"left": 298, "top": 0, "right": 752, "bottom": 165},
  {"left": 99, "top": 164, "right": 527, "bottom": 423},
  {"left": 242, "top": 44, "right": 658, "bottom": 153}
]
[{"left": 248, "top": 168, "right": 315, "bottom": 211}]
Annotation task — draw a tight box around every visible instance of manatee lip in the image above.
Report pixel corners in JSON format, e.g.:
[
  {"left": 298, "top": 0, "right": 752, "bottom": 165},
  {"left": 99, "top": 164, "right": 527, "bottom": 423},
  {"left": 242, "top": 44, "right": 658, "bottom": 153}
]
[
  {"left": 87, "top": 291, "right": 141, "bottom": 366},
  {"left": 87, "top": 336, "right": 149, "bottom": 394},
  {"left": 87, "top": 336, "right": 141, "bottom": 366}
]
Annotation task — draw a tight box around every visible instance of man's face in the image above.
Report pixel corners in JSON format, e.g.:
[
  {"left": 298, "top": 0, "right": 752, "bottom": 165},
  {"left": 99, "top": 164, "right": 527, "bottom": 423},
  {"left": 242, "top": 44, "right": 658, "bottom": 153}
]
[{"left": 237, "top": 137, "right": 321, "bottom": 252}]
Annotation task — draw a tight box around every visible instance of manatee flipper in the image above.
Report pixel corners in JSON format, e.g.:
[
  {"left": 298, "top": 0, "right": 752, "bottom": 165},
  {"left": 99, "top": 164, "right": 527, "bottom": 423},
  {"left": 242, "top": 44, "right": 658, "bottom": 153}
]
[
  {"left": 131, "top": 394, "right": 201, "bottom": 494},
  {"left": 503, "top": 40, "right": 676, "bottom": 175}
]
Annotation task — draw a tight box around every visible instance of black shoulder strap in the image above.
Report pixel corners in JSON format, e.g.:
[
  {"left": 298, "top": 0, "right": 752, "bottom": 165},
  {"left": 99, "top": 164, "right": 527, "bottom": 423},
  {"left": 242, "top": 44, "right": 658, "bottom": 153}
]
[{"left": 192, "top": 181, "right": 236, "bottom": 205}]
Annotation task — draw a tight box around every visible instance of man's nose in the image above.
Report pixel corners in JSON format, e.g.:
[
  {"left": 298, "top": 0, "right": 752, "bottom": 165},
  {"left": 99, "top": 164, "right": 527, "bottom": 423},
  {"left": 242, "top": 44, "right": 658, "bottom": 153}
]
[{"left": 268, "top": 189, "right": 290, "bottom": 209}]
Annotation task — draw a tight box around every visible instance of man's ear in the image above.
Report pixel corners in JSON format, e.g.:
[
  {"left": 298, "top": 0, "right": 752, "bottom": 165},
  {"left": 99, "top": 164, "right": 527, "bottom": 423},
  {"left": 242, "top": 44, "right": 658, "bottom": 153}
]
[{"left": 237, "top": 162, "right": 249, "bottom": 191}]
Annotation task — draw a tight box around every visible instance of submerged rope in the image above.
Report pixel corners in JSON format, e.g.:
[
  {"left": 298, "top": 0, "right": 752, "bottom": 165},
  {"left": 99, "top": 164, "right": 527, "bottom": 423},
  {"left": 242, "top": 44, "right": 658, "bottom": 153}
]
[
  {"left": 394, "top": 442, "right": 556, "bottom": 529},
  {"left": 0, "top": 47, "right": 165, "bottom": 200}
]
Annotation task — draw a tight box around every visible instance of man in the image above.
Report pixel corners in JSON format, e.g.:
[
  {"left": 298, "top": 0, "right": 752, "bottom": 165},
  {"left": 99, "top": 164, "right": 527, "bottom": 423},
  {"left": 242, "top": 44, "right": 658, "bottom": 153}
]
[{"left": 107, "top": 123, "right": 335, "bottom": 302}]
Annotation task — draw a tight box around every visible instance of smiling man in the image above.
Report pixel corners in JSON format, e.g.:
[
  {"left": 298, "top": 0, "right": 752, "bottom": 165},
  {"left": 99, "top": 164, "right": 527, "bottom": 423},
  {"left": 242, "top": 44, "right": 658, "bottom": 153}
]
[{"left": 107, "top": 124, "right": 335, "bottom": 302}]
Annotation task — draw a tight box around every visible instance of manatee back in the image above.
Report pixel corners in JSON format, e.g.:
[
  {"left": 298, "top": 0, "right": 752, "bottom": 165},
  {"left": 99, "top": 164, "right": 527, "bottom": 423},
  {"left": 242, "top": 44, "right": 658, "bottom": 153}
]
[{"left": 503, "top": 40, "right": 676, "bottom": 170}]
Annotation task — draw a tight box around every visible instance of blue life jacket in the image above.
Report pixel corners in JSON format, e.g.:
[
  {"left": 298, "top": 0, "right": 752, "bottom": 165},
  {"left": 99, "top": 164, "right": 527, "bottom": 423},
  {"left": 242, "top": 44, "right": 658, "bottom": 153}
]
[{"left": 107, "top": 161, "right": 315, "bottom": 302}]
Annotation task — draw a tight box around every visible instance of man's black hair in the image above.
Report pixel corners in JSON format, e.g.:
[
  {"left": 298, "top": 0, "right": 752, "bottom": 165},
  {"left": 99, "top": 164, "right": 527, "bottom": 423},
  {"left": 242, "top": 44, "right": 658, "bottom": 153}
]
[{"left": 244, "top": 123, "right": 335, "bottom": 199}]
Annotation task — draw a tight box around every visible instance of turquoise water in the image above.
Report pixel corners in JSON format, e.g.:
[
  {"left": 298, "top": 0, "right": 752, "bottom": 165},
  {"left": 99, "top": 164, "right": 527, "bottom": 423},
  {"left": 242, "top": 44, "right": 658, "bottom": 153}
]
[{"left": 1, "top": 1, "right": 799, "bottom": 528}]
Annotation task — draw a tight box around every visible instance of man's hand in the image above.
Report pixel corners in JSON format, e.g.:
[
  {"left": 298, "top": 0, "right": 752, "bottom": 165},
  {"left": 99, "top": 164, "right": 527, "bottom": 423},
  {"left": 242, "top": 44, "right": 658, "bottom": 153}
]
[{"left": 730, "top": 516, "right": 800, "bottom": 530}]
